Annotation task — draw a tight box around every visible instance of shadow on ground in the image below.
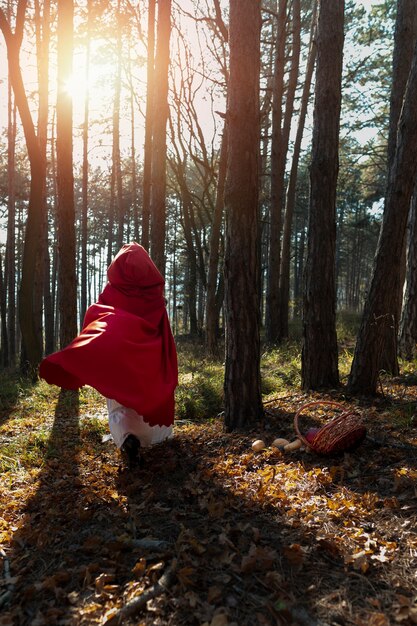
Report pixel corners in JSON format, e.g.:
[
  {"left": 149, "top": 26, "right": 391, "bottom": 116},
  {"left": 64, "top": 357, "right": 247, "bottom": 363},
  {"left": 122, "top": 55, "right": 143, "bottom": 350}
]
[{"left": 3, "top": 400, "right": 417, "bottom": 626}]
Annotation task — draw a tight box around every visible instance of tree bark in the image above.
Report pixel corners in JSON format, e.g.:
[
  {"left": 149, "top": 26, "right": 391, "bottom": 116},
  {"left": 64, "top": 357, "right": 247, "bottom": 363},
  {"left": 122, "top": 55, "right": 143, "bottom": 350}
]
[
  {"left": 381, "top": 0, "right": 417, "bottom": 374},
  {"left": 150, "top": 0, "right": 171, "bottom": 274},
  {"left": 206, "top": 125, "right": 228, "bottom": 356},
  {"left": 348, "top": 37, "right": 417, "bottom": 394},
  {"left": 5, "top": 46, "right": 16, "bottom": 367},
  {"left": 114, "top": 0, "right": 125, "bottom": 251},
  {"left": 34, "top": 0, "right": 51, "bottom": 360},
  {"left": 301, "top": 0, "right": 344, "bottom": 390},
  {"left": 0, "top": 251, "right": 7, "bottom": 368},
  {"left": 128, "top": 48, "right": 139, "bottom": 243},
  {"left": 0, "top": 1, "right": 45, "bottom": 375},
  {"left": 142, "top": 0, "right": 156, "bottom": 251},
  {"left": 265, "top": 0, "right": 288, "bottom": 344},
  {"left": 224, "top": 0, "right": 264, "bottom": 431},
  {"left": 56, "top": 0, "right": 77, "bottom": 348},
  {"left": 38, "top": 0, "right": 54, "bottom": 357},
  {"left": 399, "top": 185, "right": 417, "bottom": 359},
  {"left": 80, "top": 0, "right": 92, "bottom": 326}
]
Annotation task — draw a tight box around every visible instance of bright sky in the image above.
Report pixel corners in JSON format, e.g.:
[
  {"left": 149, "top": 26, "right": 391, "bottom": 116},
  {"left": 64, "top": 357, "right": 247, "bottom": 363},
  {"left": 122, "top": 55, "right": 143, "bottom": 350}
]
[{"left": 0, "top": 0, "right": 388, "bottom": 245}]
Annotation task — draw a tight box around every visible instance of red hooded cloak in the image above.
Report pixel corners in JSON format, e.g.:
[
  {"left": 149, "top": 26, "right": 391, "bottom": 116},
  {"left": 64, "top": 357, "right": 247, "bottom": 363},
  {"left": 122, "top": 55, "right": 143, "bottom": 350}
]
[{"left": 39, "top": 243, "right": 178, "bottom": 427}]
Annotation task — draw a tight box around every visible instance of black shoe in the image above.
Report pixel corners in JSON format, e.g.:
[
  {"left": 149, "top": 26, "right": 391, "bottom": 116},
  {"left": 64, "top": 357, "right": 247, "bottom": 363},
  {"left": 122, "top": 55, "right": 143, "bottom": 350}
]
[{"left": 121, "top": 434, "right": 141, "bottom": 469}]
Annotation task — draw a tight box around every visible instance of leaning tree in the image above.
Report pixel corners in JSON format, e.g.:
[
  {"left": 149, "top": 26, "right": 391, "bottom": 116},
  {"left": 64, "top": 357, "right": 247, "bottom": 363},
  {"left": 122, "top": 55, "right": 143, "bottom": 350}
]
[{"left": 348, "top": 36, "right": 417, "bottom": 395}]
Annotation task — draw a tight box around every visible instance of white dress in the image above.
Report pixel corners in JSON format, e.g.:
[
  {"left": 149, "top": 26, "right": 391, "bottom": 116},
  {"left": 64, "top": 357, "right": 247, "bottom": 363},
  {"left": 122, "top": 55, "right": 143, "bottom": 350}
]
[{"left": 106, "top": 398, "right": 173, "bottom": 448}]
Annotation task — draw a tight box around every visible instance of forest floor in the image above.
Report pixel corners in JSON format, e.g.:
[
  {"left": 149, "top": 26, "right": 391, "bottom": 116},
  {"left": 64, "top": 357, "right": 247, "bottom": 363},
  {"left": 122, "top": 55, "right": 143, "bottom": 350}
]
[{"left": 1, "top": 343, "right": 417, "bottom": 626}]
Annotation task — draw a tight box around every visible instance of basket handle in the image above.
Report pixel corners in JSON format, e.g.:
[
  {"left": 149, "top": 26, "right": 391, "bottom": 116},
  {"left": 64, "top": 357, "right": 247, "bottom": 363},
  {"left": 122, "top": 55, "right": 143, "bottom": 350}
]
[{"left": 294, "top": 400, "right": 354, "bottom": 447}]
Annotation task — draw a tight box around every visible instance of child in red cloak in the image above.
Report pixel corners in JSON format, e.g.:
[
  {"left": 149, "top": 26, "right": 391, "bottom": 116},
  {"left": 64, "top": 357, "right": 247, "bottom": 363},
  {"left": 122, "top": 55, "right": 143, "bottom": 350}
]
[{"left": 39, "top": 242, "right": 178, "bottom": 467}]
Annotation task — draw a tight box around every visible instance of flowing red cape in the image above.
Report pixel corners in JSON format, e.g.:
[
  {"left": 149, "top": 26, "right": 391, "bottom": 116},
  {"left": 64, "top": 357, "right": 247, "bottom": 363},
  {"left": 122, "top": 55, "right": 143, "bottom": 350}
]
[{"left": 39, "top": 243, "right": 178, "bottom": 427}]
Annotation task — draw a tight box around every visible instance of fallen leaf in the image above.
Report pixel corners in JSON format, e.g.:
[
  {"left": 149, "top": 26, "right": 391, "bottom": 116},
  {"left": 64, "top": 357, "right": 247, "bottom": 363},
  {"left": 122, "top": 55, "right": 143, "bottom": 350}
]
[
  {"left": 241, "top": 544, "right": 276, "bottom": 573},
  {"left": 210, "top": 613, "right": 229, "bottom": 626}
]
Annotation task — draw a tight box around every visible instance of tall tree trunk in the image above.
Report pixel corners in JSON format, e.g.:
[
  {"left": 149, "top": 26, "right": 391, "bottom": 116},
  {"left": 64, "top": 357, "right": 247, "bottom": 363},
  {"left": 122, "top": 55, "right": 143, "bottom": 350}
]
[
  {"left": 301, "top": 0, "right": 344, "bottom": 390},
  {"left": 348, "top": 38, "right": 417, "bottom": 395},
  {"left": 56, "top": 0, "right": 77, "bottom": 348},
  {"left": 34, "top": 0, "right": 50, "bottom": 360},
  {"left": 293, "top": 211, "right": 306, "bottom": 315},
  {"left": 107, "top": 162, "right": 116, "bottom": 266},
  {"left": 114, "top": 0, "right": 124, "bottom": 251},
  {"left": 0, "top": 251, "right": 8, "bottom": 368},
  {"left": 0, "top": 1, "right": 45, "bottom": 375},
  {"left": 399, "top": 185, "right": 417, "bottom": 359},
  {"left": 142, "top": 0, "right": 156, "bottom": 251},
  {"left": 128, "top": 49, "right": 139, "bottom": 243},
  {"left": 38, "top": 0, "right": 54, "bottom": 354},
  {"left": 206, "top": 125, "right": 228, "bottom": 356},
  {"left": 381, "top": 0, "right": 417, "bottom": 374},
  {"left": 279, "top": 0, "right": 317, "bottom": 339},
  {"left": 175, "top": 171, "right": 199, "bottom": 336},
  {"left": 224, "top": 0, "right": 264, "bottom": 431},
  {"left": 49, "top": 113, "right": 58, "bottom": 354},
  {"left": 150, "top": 0, "right": 172, "bottom": 274},
  {"left": 265, "top": 0, "right": 288, "bottom": 343},
  {"left": 80, "top": 0, "right": 92, "bottom": 326},
  {"left": 6, "top": 50, "right": 16, "bottom": 367}
]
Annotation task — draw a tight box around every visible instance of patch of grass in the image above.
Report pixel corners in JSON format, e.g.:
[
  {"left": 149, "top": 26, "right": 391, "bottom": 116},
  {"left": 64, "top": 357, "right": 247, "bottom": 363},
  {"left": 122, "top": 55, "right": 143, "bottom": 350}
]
[
  {"left": 175, "top": 339, "right": 306, "bottom": 419},
  {"left": 0, "top": 371, "right": 37, "bottom": 412},
  {"left": 80, "top": 415, "right": 109, "bottom": 447},
  {"left": 389, "top": 403, "right": 417, "bottom": 430},
  {"left": 338, "top": 348, "right": 354, "bottom": 382},
  {"left": 176, "top": 342, "right": 225, "bottom": 420},
  {"left": 336, "top": 310, "right": 361, "bottom": 346},
  {"left": 261, "top": 343, "right": 302, "bottom": 397},
  {"left": 0, "top": 428, "right": 56, "bottom": 470},
  {"left": 176, "top": 365, "right": 224, "bottom": 421}
]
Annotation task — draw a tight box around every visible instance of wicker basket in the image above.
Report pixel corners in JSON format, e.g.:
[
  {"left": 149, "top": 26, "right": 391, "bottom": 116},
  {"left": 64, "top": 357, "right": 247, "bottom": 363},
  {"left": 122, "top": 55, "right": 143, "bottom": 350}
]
[{"left": 294, "top": 400, "right": 366, "bottom": 455}]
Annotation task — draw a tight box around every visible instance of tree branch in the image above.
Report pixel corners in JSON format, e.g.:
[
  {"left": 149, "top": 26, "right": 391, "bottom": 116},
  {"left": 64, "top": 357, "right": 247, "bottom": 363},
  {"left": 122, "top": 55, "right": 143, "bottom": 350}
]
[{"left": 103, "top": 559, "right": 177, "bottom": 626}]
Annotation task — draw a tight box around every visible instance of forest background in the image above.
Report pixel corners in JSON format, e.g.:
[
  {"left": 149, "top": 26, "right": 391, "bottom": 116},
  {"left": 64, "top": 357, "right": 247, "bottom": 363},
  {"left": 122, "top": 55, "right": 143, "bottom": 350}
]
[
  {"left": 3, "top": 2, "right": 417, "bottom": 625},
  {"left": 1, "top": 0, "right": 417, "bottom": 423}
]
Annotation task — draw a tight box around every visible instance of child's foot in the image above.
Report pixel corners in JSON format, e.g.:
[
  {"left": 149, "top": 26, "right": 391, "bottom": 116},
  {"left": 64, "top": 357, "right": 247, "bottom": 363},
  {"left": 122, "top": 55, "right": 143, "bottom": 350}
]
[{"left": 121, "top": 434, "right": 142, "bottom": 469}]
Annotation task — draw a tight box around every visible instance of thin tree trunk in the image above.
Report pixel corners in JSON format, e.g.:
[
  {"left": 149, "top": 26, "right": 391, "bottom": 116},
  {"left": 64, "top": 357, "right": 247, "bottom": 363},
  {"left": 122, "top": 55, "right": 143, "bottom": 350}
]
[
  {"left": 48, "top": 112, "right": 58, "bottom": 354},
  {"left": 39, "top": 0, "right": 54, "bottom": 356},
  {"left": 108, "top": 163, "right": 116, "bottom": 266},
  {"left": 128, "top": 49, "right": 139, "bottom": 243},
  {"left": 0, "top": 251, "right": 8, "bottom": 368},
  {"left": 114, "top": 0, "right": 124, "bottom": 251},
  {"left": 142, "top": 0, "right": 155, "bottom": 251},
  {"left": 279, "top": 0, "right": 317, "bottom": 339},
  {"left": 178, "top": 180, "right": 198, "bottom": 335},
  {"left": 34, "top": 0, "right": 50, "bottom": 359},
  {"left": 265, "top": 0, "right": 288, "bottom": 343},
  {"left": 56, "top": 0, "right": 77, "bottom": 348},
  {"left": 398, "top": 184, "right": 417, "bottom": 359},
  {"left": 150, "top": 0, "right": 172, "bottom": 274},
  {"left": 206, "top": 125, "right": 228, "bottom": 356},
  {"left": 6, "top": 49, "right": 16, "bottom": 367},
  {"left": 80, "top": 0, "right": 92, "bottom": 325},
  {"left": 301, "top": 0, "right": 344, "bottom": 390}
]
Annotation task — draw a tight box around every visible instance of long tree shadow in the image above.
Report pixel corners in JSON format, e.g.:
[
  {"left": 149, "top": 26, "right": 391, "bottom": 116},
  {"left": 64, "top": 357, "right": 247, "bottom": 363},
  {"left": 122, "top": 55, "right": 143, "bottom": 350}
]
[
  {"left": 8, "top": 390, "right": 82, "bottom": 622},
  {"left": 5, "top": 400, "right": 417, "bottom": 625},
  {"left": 111, "top": 419, "right": 417, "bottom": 626},
  {"left": 7, "top": 389, "right": 132, "bottom": 624}
]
